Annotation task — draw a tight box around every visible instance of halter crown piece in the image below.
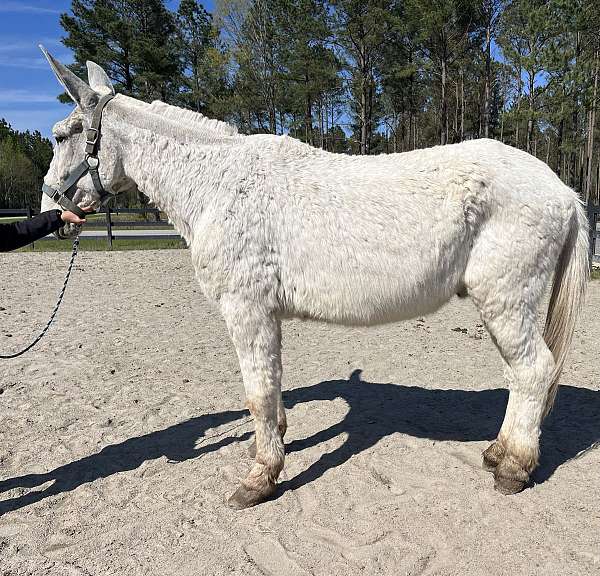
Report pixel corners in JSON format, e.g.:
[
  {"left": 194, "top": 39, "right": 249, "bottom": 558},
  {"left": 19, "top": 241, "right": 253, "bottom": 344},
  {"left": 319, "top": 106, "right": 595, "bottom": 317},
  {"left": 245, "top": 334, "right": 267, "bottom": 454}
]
[{"left": 42, "top": 93, "right": 116, "bottom": 219}]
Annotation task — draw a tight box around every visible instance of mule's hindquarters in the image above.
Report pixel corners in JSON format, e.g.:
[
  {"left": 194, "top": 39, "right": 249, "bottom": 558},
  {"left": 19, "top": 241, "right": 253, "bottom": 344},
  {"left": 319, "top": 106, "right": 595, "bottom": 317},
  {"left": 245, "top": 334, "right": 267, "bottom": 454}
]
[{"left": 465, "top": 190, "right": 588, "bottom": 493}]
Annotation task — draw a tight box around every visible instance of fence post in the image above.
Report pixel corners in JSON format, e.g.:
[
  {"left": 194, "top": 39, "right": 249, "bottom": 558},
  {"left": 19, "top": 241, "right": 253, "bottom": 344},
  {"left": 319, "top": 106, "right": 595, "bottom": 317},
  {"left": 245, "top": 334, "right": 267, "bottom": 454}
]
[
  {"left": 588, "top": 203, "right": 598, "bottom": 271},
  {"left": 105, "top": 207, "right": 113, "bottom": 249},
  {"left": 27, "top": 206, "right": 34, "bottom": 250}
]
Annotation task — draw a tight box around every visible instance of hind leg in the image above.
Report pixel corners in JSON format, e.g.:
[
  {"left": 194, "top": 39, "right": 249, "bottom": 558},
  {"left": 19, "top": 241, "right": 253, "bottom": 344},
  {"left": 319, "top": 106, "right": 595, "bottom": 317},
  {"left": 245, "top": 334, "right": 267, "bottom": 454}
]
[
  {"left": 473, "top": 298, "right": 555, "bottom": 493},
  {"left": 465, "top": 214, "right": 563, "bottom": 493}
]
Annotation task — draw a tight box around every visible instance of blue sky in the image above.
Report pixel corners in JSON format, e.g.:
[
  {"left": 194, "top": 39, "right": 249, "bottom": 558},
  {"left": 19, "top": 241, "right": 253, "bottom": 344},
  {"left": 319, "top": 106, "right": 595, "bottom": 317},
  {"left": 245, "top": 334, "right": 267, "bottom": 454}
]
[{"left": 0, "top": 0, "right": 215, "bottom": 138}]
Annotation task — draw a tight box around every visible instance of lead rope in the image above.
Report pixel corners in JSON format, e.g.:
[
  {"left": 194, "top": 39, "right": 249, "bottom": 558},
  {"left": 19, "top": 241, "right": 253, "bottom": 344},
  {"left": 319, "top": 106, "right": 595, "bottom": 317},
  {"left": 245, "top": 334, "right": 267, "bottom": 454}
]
[{"left": 0, "top": 235, "right": 80, "bottom": 359}]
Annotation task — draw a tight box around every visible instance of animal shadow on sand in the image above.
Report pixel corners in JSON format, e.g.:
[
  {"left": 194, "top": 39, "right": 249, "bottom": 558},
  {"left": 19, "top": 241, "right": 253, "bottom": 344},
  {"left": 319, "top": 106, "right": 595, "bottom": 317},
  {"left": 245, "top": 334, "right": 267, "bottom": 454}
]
[{"left": 1, "top": 369, "right": 598, "bottom": 515}]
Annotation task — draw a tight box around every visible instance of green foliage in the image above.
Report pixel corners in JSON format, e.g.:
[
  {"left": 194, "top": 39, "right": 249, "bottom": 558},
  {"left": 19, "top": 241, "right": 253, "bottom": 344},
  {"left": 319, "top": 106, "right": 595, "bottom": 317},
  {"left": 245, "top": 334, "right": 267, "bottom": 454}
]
[
  {"left": 61, "top": 0, "right": 181, "bottom": 100},
  {"left": 0, "top": 120, "right": 53, "bottom": 209},
  {"left": 175, "top": 0, "right": 230, "bottom": 117},
  {"left": 4, "top": 0, "right": 600, "bottom": 212},
  {"left": 19, "top": 237, "right": 186, "bottom": 251}
]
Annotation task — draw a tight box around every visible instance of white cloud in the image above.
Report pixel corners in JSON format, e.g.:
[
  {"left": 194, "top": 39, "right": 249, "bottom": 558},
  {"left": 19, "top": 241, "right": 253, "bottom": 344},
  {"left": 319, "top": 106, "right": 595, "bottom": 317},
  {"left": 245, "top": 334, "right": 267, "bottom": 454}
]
[
  {"left": 0, "top": 52, "right": 72, "bottom": 70},
  {"left": 0, "top": 2, "right": 61, "bottom": 14},
  {"left": 0, "top": 56, "right": 51, "bottom": 70},
  {"left": 0, "top": 39, "right": 63, "bottom": 54},
  {"left": 0, "top": 89, "right": 59, "bottom": 103}
]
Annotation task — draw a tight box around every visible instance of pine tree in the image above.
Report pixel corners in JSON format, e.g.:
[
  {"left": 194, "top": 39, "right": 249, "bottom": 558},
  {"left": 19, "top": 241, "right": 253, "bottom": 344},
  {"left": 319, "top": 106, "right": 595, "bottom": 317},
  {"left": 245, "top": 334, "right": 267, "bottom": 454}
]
[
  {"left": 498, "top": 0, "right": 556, "bottom": 154},
  {"left": 0, "top": 121, "right": 53, "bottom": 209},
  {"left": 275, "top": 0, "right": 340, "bottom": 147},
  {"left": 61, "top": 0, "right": 181, "bottom": 101},
  {"left": 176, "top": 0, "right": 226, "bottom": 115},
  {"left": 405, "top": 0, "right": 479, "bottom": 146},
  {"left": 330, "top": 0, "right": 397, "bottom": 154},
  {"left": 218, "top": 0, "right": 287, "bottom": 133}
]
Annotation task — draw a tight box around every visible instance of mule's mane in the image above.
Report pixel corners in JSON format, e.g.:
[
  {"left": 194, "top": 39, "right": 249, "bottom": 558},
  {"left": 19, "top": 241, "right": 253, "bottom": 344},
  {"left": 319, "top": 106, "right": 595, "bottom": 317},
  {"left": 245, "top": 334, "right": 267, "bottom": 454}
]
[
  {"left": 147, "top": 100, "right": 238, "bottom": 137},
  {"left": 110, "top": 94, "right": 241, "bottom": 148}
]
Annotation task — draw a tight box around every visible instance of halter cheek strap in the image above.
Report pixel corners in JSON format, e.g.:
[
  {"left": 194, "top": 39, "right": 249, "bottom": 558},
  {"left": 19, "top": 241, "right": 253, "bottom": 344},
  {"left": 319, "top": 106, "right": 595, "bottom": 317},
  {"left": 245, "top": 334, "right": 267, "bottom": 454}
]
[{"left": 42, "top": 93, "right": 116, "bottom": 219}]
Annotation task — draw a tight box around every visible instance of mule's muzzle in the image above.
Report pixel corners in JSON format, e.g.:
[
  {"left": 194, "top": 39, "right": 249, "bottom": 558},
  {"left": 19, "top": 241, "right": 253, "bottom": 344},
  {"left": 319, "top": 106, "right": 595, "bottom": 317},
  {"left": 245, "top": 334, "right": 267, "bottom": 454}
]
[{"left": 55, "top": 222, "right": 81, "bottom": 240}]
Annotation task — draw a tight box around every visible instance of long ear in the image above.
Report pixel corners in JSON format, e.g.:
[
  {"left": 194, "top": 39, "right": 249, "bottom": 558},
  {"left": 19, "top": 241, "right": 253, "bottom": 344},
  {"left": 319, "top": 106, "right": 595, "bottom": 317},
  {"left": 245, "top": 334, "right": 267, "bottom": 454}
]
[
  {"left": 87, "top": 61, "right": 115, "bottom": 96},
  {"left": 39, "top": 45, "right": 97, "bottom": 109}
]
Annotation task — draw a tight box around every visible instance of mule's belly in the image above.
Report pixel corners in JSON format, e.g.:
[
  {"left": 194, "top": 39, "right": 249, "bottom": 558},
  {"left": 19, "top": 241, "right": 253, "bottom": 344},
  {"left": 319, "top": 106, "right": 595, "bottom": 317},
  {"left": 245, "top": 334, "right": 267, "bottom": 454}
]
[
  {"left": 278, "top": 226, "right": 471, "bottom": 326},
  {"left": 272, "top": 182, "right": 479, "bottom": 325}
]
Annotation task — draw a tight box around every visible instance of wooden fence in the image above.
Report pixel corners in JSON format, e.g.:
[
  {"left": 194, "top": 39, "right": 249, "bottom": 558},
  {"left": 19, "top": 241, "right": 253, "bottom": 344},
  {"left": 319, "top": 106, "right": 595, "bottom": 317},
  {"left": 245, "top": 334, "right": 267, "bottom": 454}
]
[
  {"left": 0, "top": 207, "right": 182, "bottom": 248},
  {"left": 588, "top": 203, "right": 600, "bottom": 266},
  {"left": 96, "top": 207, "right": 181, "bottom": 248}
]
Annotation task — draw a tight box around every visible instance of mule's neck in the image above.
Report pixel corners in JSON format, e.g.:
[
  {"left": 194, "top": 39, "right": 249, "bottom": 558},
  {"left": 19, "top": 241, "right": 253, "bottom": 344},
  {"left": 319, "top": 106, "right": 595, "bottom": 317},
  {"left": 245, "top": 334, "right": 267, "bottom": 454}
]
[{"left": 107, "top": 97, "right": 241, "bottom": 243}]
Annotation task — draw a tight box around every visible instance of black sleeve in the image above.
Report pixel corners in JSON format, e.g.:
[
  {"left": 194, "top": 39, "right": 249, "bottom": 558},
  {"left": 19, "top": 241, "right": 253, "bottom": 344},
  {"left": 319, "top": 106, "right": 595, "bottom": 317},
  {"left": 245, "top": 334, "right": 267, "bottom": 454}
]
[{"left": 0, "top": 210, "right": 63, "bottom": 252}]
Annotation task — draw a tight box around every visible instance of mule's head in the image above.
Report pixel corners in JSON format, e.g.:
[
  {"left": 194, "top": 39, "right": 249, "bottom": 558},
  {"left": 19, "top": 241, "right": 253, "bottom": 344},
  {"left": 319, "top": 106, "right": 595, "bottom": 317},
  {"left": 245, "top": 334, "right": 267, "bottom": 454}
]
[{"left": 40, "top": 48, "right": 134, "bottom": 237}]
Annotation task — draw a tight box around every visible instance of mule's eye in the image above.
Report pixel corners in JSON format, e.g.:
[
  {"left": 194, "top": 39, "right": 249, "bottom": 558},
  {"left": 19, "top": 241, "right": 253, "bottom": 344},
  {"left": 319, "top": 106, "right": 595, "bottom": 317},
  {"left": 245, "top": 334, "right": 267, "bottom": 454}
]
[{"left": 55, "top": 135, "right": 66, "bottom": 144}]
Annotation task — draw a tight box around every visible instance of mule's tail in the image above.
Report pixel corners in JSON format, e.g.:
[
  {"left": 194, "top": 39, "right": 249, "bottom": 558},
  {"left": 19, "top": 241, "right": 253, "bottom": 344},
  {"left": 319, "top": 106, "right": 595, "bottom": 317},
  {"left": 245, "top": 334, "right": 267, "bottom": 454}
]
[{"left": 542, "top": 198, "right": 589, "bottom": 416}]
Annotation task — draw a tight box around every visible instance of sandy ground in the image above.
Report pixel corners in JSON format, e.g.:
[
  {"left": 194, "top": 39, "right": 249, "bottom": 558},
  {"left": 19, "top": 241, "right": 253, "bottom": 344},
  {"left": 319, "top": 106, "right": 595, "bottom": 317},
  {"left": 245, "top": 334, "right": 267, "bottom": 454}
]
[{"left": 0, "top": 249, "right": 599, "bottom": 576}]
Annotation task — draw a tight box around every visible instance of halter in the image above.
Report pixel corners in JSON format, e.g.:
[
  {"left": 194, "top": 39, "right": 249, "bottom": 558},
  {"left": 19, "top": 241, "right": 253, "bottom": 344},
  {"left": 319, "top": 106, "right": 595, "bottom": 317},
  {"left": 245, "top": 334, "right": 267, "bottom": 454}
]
[{"left": 42, "top": 93, "right": 116, "bottom": 219}]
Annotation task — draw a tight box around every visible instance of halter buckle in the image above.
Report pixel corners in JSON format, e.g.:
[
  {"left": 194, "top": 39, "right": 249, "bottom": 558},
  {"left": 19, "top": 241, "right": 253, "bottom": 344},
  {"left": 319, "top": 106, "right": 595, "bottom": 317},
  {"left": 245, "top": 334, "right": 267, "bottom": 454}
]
[{"left": 86, "top": 127, "right": 99, "bottom": 147}]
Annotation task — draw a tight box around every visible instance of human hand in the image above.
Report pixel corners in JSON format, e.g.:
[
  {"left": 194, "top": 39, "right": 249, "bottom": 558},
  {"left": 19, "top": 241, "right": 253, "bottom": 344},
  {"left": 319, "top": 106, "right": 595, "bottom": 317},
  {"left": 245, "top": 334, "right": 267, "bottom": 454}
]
[{"left": 60, "top": 207, "right": 93, "bottom": 225}]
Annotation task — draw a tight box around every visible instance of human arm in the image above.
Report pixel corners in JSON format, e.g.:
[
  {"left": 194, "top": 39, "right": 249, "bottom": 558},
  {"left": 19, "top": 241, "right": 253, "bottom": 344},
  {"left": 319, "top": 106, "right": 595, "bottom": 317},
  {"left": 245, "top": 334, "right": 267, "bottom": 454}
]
[{"left": 0, "top": 210, "right": 87, "bottom": 252}]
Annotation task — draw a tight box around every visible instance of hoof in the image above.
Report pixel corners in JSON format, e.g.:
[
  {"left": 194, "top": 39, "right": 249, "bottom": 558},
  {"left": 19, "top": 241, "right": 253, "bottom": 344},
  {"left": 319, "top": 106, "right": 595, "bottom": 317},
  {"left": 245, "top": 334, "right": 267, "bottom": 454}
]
[
  {"left": 493, "top": 457, "right": 529, "bottom": 495},
  {"left": 247, "top": 439, "right": 256, "bottom": 459},
  {"left": 494, "top": 476, "right": 526, "bottom": 495},
  {"left": 227, "top": 481, "right": 276, "bottom": 510},
  {"left": 482, "top": 442, "right": 505, "bottom": 472}
]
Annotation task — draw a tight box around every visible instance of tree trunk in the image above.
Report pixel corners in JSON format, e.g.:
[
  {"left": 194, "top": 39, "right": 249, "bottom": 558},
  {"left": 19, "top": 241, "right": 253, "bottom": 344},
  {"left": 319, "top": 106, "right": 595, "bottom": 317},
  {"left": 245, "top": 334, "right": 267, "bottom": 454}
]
[
  {"left": 454, "top": 78, "right": 459, "bottom": 142},
  {"left": 440, "top": 57, "right": 447, "bottom": 145},
  {"left": 556, "top": 109, "right": 565, "bottom": 179},
  {"left": 367, "top": 76, "right": 374, "bottom": 153},
  {"left": 267, "top": 79, "right": 277, "bottom": 134},
  {"left": 305, "top": 88, "right": 313, "bottom": 146},
  {"left": 357, "top": 37, "right": 369, "bottom": 155},
  {"left": 585, "top": 44, "right": 599, "bottom": 201},
  {"left": 570, "top": 32, "right": 582, "bottom": 189},
  {"left": 124, "top": 47, "right": 133, "bottom": 93},
  {"left": 483, "top": 21, "right": 492, "bottom": 138},
  {"left": 360, "top": 78, "right": 368, "bottom": 154},
  {"left": 324, "top": 96, "right": 329, "bottom": 151},
  {"left": 515, "top": 63, "right": 522, "bottom": 148},
  {"left": 460, "top": 67, "right": 465, "bottom": 141},
  {"left": 319, "top": 99, "right": 325, "bottom": 149},
  {"left": 526, "top": 70, "right": 535, "bottom": 154}
]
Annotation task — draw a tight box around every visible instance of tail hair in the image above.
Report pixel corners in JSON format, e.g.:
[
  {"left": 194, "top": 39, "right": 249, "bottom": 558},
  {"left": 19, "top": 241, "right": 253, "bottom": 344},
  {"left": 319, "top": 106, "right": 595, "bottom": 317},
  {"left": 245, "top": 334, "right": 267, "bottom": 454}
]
[{"left": 542, "top": 199, "right": 589, "bottom": 416}]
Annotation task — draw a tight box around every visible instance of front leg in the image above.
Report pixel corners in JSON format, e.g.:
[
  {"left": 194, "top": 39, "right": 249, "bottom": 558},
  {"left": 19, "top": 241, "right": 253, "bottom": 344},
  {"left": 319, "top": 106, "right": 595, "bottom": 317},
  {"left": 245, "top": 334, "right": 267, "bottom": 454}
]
[
  {"left": 221, "top": 295, "right": 285, "bottom": 509},
  {"left": 247, "top": 396, "right": 286, "bottom": 459}
]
